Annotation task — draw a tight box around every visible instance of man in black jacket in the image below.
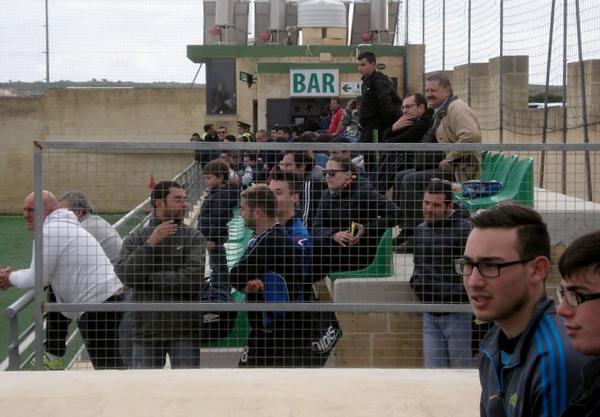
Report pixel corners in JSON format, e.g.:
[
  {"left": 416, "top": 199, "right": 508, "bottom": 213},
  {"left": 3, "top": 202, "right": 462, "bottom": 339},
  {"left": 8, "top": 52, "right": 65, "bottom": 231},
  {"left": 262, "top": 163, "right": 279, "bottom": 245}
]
[
  {"left": 557, "top": 230, "right": 600, "bottom": 417},
  {"left": 115, "top": 181, "right": 206, "bottom": 369},
  {"left": 371, "top": 93, "right": 434, "bottom": 194},
  {"left": 357, "top": 51, "right": 401, "bottom": 173},
  {"left": 410, "top": 179, "right": 472, "bottom": 368},
  {"left": 230, "top": 184, "right": 309, "bottom": 367}
]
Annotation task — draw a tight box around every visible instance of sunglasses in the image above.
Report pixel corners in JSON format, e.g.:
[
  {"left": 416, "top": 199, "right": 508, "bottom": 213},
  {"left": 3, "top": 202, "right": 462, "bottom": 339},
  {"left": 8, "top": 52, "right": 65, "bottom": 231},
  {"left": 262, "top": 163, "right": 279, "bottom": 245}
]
[{"left": 322, "top": 169, "right": 346, "bottom": 177}]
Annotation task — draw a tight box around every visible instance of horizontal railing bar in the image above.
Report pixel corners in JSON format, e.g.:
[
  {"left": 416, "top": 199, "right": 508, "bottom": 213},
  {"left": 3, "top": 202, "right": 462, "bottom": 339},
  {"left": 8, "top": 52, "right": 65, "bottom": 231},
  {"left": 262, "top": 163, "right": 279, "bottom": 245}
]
[
  {"left": 45, "top": 302, "right": 473, "bottom": 314},
  {"left": 3, "top": 290, "right": 35, "bottom": 320},
  {"left": 39, "top": 140, "right": 600, "bottom": 152}
]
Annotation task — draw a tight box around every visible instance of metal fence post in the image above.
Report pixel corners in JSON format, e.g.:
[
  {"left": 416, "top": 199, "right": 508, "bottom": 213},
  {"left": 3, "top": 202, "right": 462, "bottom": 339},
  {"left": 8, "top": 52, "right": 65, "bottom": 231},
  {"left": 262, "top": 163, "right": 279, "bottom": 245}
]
[
  {"left": 33, "top": 142, "right": 45, "bottom": 370},
  {"left": 540, "top": 0, "right": 557, "bottom": 188}
]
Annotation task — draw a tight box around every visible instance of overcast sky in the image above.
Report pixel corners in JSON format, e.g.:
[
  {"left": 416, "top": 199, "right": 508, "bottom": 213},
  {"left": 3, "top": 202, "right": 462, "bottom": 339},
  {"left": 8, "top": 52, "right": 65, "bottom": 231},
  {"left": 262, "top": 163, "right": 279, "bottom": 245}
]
[{"left": 1, "top": 0, "right": 597, "bottom": 84}]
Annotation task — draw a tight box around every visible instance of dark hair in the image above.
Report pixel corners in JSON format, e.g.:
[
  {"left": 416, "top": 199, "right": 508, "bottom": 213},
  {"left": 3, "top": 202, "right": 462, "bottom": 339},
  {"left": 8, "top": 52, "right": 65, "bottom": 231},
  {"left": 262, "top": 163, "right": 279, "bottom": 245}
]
[
  {"left": 203, "top": 124, "right": 213, "bottom": 132},
  {"left": 284, "top": 151, "right": 314, "bottom": 173},
  {"left": 295, "top": 132, "right": 317, "bottom": 143},
  {"left": 240, "top": 184, "right": 276, "bottom": 219},
  {"left": 203, "top": 159, "right": 230, "bottom": 180},
  {"left": 330, "top": 136, "right": 351, "bottom": 144},
  {"left": 277, "top": 125, "right": 292, "bottom": 138},
  {"left": 424, "top": 178, "right": 453, "bottom": 204},
  {"left": 559, "top": 231, "right": 600, "bottom": 280},
  {"left": 224, "top": 134, "right": 236, "bottom": 142},
  {"left": 328, "top": 156, "right": 357, "bottom": 178},
  {"left": 357, "top": 51, "right": 376, "bottom": 64},
  {"left": 330, "top": 97, "right": 341, "bottom": 104},
  {"left": 316, "top": 133, "right": 333, "bottom": 143},
  {"left": 244, "top": 153, "right": 258, "bottom": 162},
  {"left": 426, "top": 71, "right": 454, "bottom": 95},
  {"left": 270, "top": 169, "right": 302, "bottom": 195},
  {"left": 291, "top": 124, "right": 302, "bottom": 135},
  {"left": 470, "top": 202, "right": 550, "bottom": 259},
  {"left": 58, "top": 191, "right": 94, "bottom": 215},
  {"left": 151, "top": 181, "right": 182, "bottom": 209},
  {"left": 406, "top": 93, "right": 427, "bottom": 108}
]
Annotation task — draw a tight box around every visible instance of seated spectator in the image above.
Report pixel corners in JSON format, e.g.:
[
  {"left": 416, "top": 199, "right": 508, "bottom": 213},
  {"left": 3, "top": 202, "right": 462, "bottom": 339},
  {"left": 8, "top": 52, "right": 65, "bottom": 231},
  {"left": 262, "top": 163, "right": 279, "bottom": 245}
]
[
  {"left": 329, "top": 136, "right": 366, "bottom": 178},
  {"left": 199, "top": 160, "right": 240, "bottom": 289},
  {"left": 115, "top": 181, "right": 206, "bottom": 369},
  {"left": 279, "top": 151, "right": 326, "bottom": 230},
  {"left": 311, "top": 157, "right": 401, "bottom": 282},
  {"left": 292, "top": 133, "right": 324, "bottom": 180},
  {"left": 229, "top": 185, "right": 309, "bottom": 367},
  {"left": 371, "top": 93, "right": 433, "bottom": 194},
  {"left": 339, "top": 97, "right": 362, "bottom": 143}
]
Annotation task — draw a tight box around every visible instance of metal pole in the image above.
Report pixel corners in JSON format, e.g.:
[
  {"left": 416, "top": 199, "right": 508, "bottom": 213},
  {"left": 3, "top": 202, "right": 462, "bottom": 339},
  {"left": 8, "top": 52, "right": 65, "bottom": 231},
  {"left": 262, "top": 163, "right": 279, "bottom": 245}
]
[
  {"left": 403, "top": 0, "right": 409, "bottom": 95},
  {"left": 33, "top": 143, "right": 45, "bottom": 370},
  {"left": 540, "top": 0, "right": 557, "bottom": 188},
  {"left": 575, "top": 0, "right": 592, "bottom": 201},
  {"left": 561, "top": 0, "right": 568, "bottom": 194},
  {"left": 190, "top": 63, "right": 204, "bottom": 87},
  {"left": 467, "top": 0, "right": 472, "bottom": 106},
  {"left": 442, "top": 0, "right": 445, "bottom": 71},
  {"left": 422, "top": 0, "right": 426, "bottom": 93},
  {"left": 45, "top": 0, "right": 50, "bottom": 84},
  {"left": 499, "top": 0, "right": 504, "bottom": 143}
]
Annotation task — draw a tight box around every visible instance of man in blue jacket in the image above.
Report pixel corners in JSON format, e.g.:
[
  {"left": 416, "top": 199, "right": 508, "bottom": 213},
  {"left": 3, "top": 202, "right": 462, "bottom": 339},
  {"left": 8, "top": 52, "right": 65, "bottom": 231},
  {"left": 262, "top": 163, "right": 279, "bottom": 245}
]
[{"left": 457, "top": 203, "right": 589, "bottom": 417}]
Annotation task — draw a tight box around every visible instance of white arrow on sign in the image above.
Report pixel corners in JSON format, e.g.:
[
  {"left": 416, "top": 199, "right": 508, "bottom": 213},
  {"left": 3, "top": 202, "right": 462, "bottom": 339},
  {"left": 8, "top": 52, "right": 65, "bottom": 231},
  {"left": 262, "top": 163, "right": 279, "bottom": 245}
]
[{"left": 340, "top": 81, "right": 362, "bottom": 97}]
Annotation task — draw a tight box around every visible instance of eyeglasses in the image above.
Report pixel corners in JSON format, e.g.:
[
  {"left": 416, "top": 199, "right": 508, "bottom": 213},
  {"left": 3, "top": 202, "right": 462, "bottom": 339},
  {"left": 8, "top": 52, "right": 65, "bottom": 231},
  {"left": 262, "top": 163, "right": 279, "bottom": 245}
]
[
  {"left": 322, "top": 169, "right": 345, "bottom": 177},
  {"left": 217, "top": 131, "right": 226, "bottom": 134},
  {"left": 454, "top": 258, "right": 535, "bottom": 278},
  {"left": 556, "top": 287, "right": 600, "bottom": 307},
  {"left": 401, "top": 103, "right": 417, "bottom": 111}
]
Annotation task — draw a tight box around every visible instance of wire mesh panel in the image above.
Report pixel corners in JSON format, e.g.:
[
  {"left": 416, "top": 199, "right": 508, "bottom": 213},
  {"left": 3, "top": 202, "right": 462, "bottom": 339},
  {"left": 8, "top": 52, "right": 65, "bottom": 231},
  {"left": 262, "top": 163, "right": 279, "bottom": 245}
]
[{"left": 1, "top": 141, "right": 593, "bottom": 371}]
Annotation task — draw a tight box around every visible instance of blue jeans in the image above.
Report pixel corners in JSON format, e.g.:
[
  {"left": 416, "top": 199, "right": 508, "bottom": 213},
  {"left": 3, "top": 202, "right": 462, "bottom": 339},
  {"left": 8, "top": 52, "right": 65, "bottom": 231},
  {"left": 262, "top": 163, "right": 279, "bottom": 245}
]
[
  {"left": 132, "top": 340, "right": 200, "bottom": 369},
  {"left": 423, "top": 312, "right": 473, "bottom": 368}
]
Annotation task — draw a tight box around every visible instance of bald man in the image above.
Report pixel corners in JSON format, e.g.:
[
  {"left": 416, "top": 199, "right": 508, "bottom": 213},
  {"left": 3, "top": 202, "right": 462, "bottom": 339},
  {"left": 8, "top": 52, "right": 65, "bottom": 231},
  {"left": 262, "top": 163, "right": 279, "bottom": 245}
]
[{"left": 0, "top": 191, "right": 125, "bottom": 369}]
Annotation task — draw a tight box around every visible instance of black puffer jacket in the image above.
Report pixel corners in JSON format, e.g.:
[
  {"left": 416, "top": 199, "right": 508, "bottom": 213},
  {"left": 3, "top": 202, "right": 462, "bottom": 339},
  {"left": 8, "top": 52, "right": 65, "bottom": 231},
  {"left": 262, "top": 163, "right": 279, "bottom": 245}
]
[
  {"left": 410, "top": 206, "right": 471, "bottom": 303},
  {"left": 561, "top": 359, "right": 600, "bottom": 417},
  {"left": 198, "top": 185, "right": 239, "bottom": 245},
  {"left": 359, "top": 70, "right": 401, "bottom": 130}
]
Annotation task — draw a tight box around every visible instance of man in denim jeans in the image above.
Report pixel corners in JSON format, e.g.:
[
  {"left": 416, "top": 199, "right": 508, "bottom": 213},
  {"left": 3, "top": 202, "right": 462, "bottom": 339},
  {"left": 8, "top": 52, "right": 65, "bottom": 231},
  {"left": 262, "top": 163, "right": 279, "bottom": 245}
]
[
  {"left": 115, "top": 181, "right": 206, "bottom": 369},
  {"left": 410, "top": 179, "right": 472, "bottom": 368}
]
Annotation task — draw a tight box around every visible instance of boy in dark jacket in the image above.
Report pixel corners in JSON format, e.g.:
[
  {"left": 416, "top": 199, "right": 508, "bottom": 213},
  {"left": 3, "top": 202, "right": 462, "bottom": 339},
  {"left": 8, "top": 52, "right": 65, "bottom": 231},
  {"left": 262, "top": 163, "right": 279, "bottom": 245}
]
[{"left": 199, "top": 159, "right": 239, "bottom": 289}]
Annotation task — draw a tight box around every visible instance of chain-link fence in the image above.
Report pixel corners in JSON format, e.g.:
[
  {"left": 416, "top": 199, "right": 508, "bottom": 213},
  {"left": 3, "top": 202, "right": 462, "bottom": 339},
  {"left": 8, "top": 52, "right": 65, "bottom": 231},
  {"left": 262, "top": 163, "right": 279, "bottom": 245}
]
[{"left": 3, "top": 140, "right": 599, "bottom": 370}]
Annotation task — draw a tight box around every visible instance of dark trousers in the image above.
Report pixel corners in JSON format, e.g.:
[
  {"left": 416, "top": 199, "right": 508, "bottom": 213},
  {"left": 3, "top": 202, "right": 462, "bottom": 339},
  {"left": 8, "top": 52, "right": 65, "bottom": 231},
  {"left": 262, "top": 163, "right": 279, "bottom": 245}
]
[
  {"left": 361, "top": 126, "right": 387, "bottom": 173},
  {"left": 395, "top": 168, "right": 453, "bottom": 232},
  {"left": 311, "top": 236, "right": 379, "bottom": 282},
  {"left": 208, "top": 244, "right": 229, "bottom": 288},
  {"left": 45, "top": 286, "right": 71, "bottom": 357},
  {"left": 77, "top": 293, "right": 125, "bottom": 370},
  {"left": 370, "top": 152, "right": 413, "bottom": 194}
]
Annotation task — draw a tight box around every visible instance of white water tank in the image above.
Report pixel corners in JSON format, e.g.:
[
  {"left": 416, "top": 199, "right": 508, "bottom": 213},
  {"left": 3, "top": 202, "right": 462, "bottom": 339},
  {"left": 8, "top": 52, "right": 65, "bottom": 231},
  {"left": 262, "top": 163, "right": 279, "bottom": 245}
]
[
  {"left": 298, "top": 0, "right": 347, "bottom": 28},
  {"left": 215, "top": 0, "right": 234, "bottom": 27},
  {"left": 370, "top": 0, "right": 389, "bottom": 31},
  {"left": 269, "top": 0, "right": 287, "bottom": 31}
]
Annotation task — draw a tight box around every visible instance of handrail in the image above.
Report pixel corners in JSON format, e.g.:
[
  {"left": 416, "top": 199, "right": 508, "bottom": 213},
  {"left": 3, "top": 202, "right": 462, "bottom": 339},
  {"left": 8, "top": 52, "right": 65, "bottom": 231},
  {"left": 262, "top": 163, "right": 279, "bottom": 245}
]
[{"left": 2, "top": 160, "right": 203, "bottom": 371}]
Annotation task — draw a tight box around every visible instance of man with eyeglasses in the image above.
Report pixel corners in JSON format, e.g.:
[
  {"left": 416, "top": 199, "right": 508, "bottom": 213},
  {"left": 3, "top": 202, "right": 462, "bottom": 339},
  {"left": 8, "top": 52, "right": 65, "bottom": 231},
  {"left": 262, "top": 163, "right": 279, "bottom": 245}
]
[
  {"left": 556, "top": 230, "right": 600, "bottom": 417},
  {"left": 216, "top": 126, "right": 228, "bottom": 141},
  {"left": 457, "top": 203, "right": 588, "bottom": 417}
]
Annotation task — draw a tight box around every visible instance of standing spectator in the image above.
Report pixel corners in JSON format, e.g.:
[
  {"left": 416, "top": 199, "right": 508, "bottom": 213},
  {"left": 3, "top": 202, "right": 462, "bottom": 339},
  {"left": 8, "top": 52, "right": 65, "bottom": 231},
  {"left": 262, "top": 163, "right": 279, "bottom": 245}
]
[
  {"left": 327, "top": 97, "right": 346, "bottom": 136},
  {"left": 457, "top": 203, "right": 588, "bottom": 417},
  {"left": 195, "top": 124, "right": 219, "bottom": 166},
  {"left": 216, "top": 126, "right": 228, "bottom": 141},
  {"left": 237, "top": 121, "right": 254, "bottom": 142},
  {"left": 0, "top": 191, "right": 124, "bottom": 369},
  {"left": 279, "top": 151, "right": 326, "bottom": 230},
  {"left": 410, "top": 179, "right": 472, "bottom": 368},
  {"left": 229, "top": 185, "right": 307, "bottom": 367},
  {"left": 357, "top": 51, "right": 401, "bottom": 172},
  {"left": 557, "top": 230, "right": 600, "bottom": 417},
  {"left": 115, "top": 181, "right": 206, "bottom": 369},
  {"left": 395, "top": 72, "right": 482, "bottom": 243},
  {"left": 371, "top": 93, "right": 434, "bottom": 194},
  {"left": 199, "top": 160, "right": 239, "bottom": 289},
  {"left": 311, "top": 157, "right": 401, "bottom": 282}
]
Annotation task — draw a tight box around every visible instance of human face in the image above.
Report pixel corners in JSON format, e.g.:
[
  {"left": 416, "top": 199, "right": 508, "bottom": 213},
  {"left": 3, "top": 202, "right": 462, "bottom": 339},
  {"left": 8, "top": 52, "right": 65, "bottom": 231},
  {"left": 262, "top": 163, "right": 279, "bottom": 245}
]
[
  {"left": 330, "top": 149, "right": 351, "bottom": 160},
  {"left": 279, "top": 153, "right": 303, "bottom": 174},
  {"left": 204, "top": 173, "right": 223, "bottom": 190},
  {"left": 462, "top": 228, "right": 536, "bottom": 331},
  {"left": 422, "top": 192, "right": 452, "bottom": 223},
  {"left": 156, "top": 187, "right": 187, "bottom": 222},
  {"left": 269, "top": 180, "right": 298, "bottom": 220},
  {"left": 330, "top": 99, "right": 340, "bottom": 112},
  {"left": 22, "top": 193, "right": 54, "bottom": 231},
  {"left": 401, "top": 96, "right": 425, "bottom": 119},
  {"left": 324, "top": 160, "right": 351, "bottom": 192},
  {"left": 255, "top": 132, "right": 267, "bottom": 143},
  {"left": 557, "top": 265, "right": 600, "bottom": 355},
  {"left": 357, "top": 58, "right": 376, "bottom": 78},
  {"left": 240, "top": 198, "right": 257, "bottom": 230},
  {"left": 425, "top": 79, "right": 452, "bottom": 108},
  {"left": 217, "top": 128, "right": 227, "bottom": 141}
]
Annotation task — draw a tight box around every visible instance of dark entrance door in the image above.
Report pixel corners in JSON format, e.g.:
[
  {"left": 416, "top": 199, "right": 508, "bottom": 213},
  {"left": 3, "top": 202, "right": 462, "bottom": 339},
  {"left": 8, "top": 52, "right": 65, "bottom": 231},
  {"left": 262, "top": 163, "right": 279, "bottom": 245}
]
[{"left": 266, "top": 99, "right": 291, "bottom": 130}]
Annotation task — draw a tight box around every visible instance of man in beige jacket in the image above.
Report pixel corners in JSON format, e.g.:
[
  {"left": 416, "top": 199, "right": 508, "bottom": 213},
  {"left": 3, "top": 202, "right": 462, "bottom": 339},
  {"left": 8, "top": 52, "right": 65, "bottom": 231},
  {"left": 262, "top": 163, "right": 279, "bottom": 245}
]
[{"left": 394, "top": 71, "right": 482, "bottom": 250}]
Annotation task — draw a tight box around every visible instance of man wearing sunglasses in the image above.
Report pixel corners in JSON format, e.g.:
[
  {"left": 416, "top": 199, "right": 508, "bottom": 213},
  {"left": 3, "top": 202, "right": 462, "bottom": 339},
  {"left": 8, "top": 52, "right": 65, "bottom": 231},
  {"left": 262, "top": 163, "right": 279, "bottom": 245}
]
[
  {"left": 556, "top": 230, "right": 600, "bottom": 417},
  {"left": 457, "top": 203, "right": 588, "bottom": 417}
]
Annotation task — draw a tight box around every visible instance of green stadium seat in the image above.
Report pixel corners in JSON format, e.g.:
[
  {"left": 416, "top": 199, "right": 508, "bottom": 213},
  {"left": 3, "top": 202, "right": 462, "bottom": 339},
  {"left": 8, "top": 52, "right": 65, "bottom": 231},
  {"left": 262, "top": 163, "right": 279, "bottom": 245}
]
[{"left": 329, "top": 228, "right": 394, "bottom": 281}]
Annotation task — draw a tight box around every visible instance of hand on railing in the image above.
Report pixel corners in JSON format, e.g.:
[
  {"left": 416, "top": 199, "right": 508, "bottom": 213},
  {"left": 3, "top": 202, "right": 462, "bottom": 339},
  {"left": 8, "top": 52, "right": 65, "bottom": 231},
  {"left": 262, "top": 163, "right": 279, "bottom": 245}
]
[{"left": 0, "top": 266, "right": 14, "bottom": 290}]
